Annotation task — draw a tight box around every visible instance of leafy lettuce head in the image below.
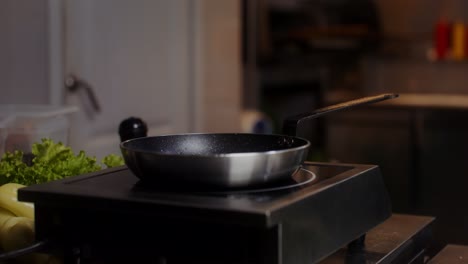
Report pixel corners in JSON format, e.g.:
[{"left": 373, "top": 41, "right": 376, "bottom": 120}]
[{"left": 0, "top": 138, "right": 124, "bottom": 185}]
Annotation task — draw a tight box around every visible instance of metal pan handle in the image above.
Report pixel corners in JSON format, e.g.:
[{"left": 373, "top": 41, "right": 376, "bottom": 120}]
[{"left": 282, "top": 93, "right": 399, "bottom": 136}]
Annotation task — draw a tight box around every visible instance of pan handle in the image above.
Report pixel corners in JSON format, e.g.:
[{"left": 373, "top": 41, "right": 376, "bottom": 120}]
[{"left": 282, "top": 93, "right": 399, "bottom": 136}]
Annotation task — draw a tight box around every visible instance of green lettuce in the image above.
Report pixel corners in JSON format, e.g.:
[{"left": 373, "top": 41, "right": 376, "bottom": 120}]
[{"left": 0, "top": 138, "right": 124, "bottom": 186}]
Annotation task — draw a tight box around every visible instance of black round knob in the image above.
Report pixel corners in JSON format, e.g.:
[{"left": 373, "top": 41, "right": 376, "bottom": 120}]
[{"left": 119, "top": 117, "right": 148, "bottom": 142}]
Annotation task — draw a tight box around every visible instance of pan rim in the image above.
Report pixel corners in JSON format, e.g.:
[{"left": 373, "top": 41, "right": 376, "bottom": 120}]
[{"left": 119, "top": 133, "right": 311, "bottom": 158}]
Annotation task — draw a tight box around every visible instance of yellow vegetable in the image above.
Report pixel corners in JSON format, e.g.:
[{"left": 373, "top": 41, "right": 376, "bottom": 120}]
[
  {"left": 0, "top": 206, "right": 34, "bottom": 253},
  {"left": 0, "top": 216, "right": 35, "bottom": 252},
  {"left": 0, "top": 185, "right": 60, "bottom": 263},
  {"left": 0, "top": 207, "right": 15, "bottom": 226},
  {"left": 0, "top": 204, "right": 56, "bottom": 263},
  {"left": 0, "top": 183, "right": 34, "bottom": 219}
]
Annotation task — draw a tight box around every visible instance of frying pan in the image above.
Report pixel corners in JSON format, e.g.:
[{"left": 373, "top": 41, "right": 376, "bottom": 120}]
[{"left": 120, "top": 93, "right": 398, "bottom": 189}]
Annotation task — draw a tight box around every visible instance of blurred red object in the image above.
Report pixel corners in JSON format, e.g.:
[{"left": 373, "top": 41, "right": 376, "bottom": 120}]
[{"left": 434, "top": 18, "right": 450, "bottom": 60}]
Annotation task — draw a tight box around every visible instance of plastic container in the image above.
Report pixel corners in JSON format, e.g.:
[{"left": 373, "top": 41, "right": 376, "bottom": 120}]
[{"left": 0, "top": 105, "right": 78, "bottom": 157}]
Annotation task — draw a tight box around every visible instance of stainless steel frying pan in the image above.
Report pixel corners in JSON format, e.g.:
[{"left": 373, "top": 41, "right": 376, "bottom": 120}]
[{"left": 120, "top": 93, "right": 398, "bottom": 189}]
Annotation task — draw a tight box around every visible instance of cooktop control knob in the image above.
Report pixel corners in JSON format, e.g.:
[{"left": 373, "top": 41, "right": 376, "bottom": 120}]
[{"left": 119, "top": 117, "right": 148, "bottom": 142}]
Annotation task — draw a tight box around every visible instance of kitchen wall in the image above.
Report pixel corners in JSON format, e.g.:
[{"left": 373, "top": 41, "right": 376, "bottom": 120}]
[
  {"left": 0, "top": 0, "right": 242, "bottom": 139},
  {"left": 0, "top": 0, "right": 49, "bottom": 104},
  {"left": 198, "top": 0, "right": 242, "bottom": 133}
]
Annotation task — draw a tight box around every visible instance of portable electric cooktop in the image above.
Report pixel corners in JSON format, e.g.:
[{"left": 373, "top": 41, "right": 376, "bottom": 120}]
[{"left": 18, "top": 161, "right": 392, "bottom": 264}]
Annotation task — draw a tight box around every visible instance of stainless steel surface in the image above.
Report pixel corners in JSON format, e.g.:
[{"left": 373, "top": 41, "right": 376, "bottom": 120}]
[
  {"left": 203, "top": 166, "right": 317, "bottom": 195},
  {"left": 120, "top": 94, "right": 398, "bottom": 189}
]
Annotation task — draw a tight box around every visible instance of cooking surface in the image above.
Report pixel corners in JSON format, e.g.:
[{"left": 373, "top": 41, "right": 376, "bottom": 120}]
[
  {"left": 19, "top": 161, "right": 380, "bottom": 227},
  {"left": 18, "top": 161, "right": 393, "bottom": 263}
]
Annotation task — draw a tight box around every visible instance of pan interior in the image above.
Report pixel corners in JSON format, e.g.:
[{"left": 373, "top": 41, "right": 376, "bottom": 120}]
[{"left": 122, "top": 134, "right": 309, "bottom": 155}]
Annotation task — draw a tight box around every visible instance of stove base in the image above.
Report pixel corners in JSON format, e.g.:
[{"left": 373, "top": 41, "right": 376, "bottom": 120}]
[
  {"left": 18, "top": 162, "right": 392, "bottom": 263},
  {"left": 53, "top": 214, "right": 434, "bottom": 264}
]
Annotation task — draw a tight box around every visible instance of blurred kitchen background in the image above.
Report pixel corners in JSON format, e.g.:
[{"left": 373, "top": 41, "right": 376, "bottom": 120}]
[{"left": 2, "top": 0, "right": 468, "bottom": 250}]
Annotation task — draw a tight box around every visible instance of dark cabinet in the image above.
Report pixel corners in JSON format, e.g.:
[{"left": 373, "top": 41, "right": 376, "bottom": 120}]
[
  {"left": 326, "top": 108, "right": 413, "bottom": 212},
  {"left": 326, "top": 107, "right": 468, "bottom": 246}
]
